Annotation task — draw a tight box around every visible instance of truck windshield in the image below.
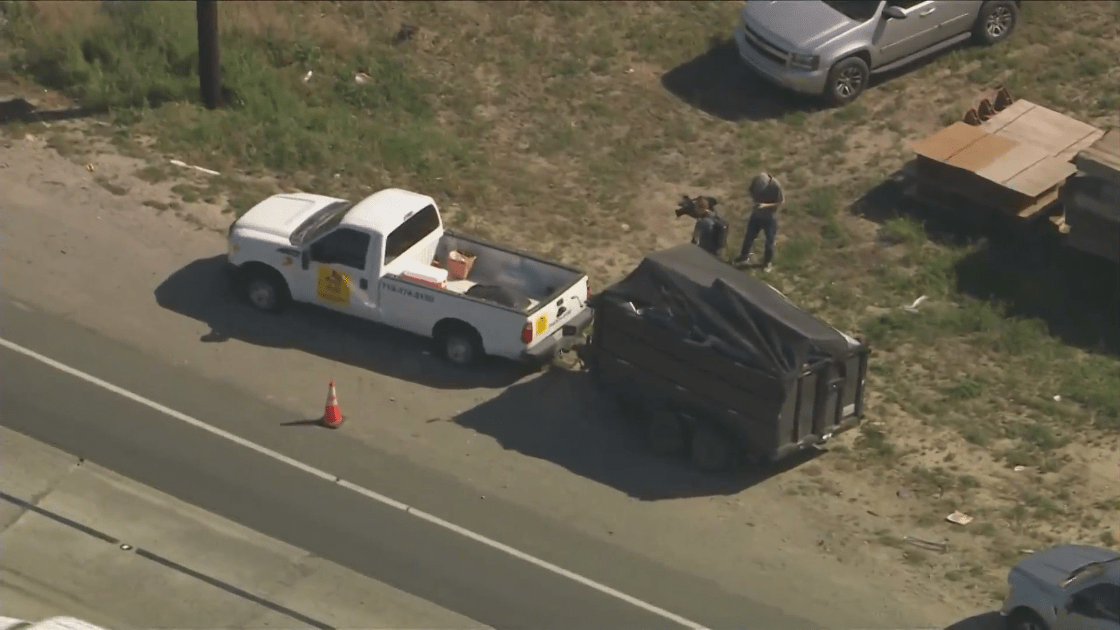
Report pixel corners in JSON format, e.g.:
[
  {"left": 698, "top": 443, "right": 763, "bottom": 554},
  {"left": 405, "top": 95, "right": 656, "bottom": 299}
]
[
  {"left": 290, "top": 201, "right": 353, "bottom": 246},
  {"left": 822, "top": 0, "right": 881, "bottom": 22},
  {"left": 384, "top": 204, "right": 441, "bottom": 264}
]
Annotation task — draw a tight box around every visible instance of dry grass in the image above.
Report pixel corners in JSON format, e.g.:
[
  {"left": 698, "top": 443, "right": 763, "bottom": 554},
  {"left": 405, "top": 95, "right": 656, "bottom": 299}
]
[{"left": 4, "top": 0, "right": 1119, "bottom": 604}]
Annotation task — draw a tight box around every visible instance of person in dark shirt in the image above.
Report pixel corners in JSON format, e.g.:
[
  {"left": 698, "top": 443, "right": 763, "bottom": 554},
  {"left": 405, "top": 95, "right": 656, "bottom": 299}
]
[
  {"left": 734, "top": 172, "right": 784, "bottom": 271},
  {"left": 677, "top": 195, "right": 728, "bottom": 258}
]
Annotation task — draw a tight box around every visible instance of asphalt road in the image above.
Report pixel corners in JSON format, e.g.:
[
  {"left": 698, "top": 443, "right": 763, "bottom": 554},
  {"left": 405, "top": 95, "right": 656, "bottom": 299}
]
[{"left": 0, "top": 296, "right": 814, "bottom": 630}]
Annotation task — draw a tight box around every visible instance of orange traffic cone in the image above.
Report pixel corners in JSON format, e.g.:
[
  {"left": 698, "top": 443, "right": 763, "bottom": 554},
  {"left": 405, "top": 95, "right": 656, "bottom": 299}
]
[{"left": 322, "top": 380, "right": 344, "bottom": 429}]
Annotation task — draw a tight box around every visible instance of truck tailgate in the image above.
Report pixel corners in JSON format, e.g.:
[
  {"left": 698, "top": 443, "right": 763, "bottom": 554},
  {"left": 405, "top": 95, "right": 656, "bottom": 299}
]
[{"left": 525, "top": 276, "right": 590, "bottom": 348}]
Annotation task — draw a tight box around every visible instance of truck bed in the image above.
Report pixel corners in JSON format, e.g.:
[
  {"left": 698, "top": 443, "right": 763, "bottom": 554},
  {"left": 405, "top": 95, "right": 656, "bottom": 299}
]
[
  {"left": 433, "top": 231, "right": 584, "bottom": 311},
  {"left": 444, "top": 278, "right": 541, "bottom": 310}
]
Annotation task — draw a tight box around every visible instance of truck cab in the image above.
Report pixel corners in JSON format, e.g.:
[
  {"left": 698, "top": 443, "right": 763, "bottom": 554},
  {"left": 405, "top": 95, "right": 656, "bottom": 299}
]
[{"left": 226, "top": 188, "right": 592, "bottom": 366}]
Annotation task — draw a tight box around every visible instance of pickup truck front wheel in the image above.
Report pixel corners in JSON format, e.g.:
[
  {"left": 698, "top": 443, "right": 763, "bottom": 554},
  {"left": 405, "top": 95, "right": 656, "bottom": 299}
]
[
  {"left": 240, "top": 266, "right": 290, "bottom": 314},
  {"left": 435, "top": 323, "right": 483, "bottom": 367}
]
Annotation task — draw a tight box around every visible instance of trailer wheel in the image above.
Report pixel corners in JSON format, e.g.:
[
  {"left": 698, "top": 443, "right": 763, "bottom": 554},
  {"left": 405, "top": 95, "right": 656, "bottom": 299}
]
[
  {"left": 690, "top": 423, "right": 734, "bottom": 473},
  {"left": 646, "top": 410, "right": 686, "bottom": 456}
]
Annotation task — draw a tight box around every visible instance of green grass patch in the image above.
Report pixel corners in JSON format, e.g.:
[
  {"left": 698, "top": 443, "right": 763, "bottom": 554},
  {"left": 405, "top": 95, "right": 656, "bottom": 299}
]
[{"left": 3, "top": 1, "right": 473, "bottom": 189}]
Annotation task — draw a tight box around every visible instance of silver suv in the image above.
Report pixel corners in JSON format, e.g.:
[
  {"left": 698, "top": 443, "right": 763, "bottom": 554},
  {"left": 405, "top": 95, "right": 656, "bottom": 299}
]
[{"left": 733, "top": 0, "right": 1021, "bottom": 106}]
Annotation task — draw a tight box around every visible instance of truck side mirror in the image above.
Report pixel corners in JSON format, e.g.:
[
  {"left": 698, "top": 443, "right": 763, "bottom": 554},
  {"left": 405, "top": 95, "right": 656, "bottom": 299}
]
[
  {"left": 883, "top": 5, "right": 906, "bottom": 19},
  {"left": 301, "top": 250, "right": 310, "bottom": 270}
]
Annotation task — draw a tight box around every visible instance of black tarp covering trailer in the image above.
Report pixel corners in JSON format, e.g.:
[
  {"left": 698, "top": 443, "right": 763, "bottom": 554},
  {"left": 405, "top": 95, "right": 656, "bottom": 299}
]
[{"left": 584, "top": 244, "right": 870, "bottom": 472}]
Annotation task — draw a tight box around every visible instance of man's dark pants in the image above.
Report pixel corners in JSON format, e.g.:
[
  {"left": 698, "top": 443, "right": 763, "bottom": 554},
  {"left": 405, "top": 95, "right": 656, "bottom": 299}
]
[{"left": 738, "top": 212, "right": 777, "bottom": 264}]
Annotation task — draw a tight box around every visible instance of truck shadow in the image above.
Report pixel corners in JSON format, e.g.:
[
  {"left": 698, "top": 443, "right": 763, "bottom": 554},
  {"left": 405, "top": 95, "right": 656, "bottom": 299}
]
[
  {"left": 944, "top": 611, "right": 1002, "bottom": 630},
  {"left": 660, "top": 37, "right": 971, "bottom": 123},
  {"left": 660, "top": 37, "right": 823, "bottom": 122},
  {"left": 153, "top": 256, "right": 530, "bottom": 390},
  {"left": 0, "top": 97, "right": 109, "bottom": 125},
  {"left": 452, "top": 366, "right": 821, "bottom": 501},
  {"left": 851, "top": 177, "right": 1120, "bottom": 356}
]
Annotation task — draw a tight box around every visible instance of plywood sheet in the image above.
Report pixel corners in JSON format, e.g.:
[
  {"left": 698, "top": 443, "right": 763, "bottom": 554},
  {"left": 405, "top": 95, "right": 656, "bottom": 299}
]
[
  {"left": 946, "top": 133, "right": 1019, "bottom": 171},
  {"left": 981, "top": 100, "right": 1106, "bottom": 162},
  {"left": 980, "top": 99, "right": 1035, "bottom": 133},
  {"left": 913, "top": 122, "right": 988, "bottom": 161},
  {"left": 1060, "top": 128, "right": 1108, "bottom": 162},
  {"left": 974, "top": 142, "right": 1049, "bottom": 183},
  {"left": 1074, "top": 128, "right": 1120, "bottom": 182},
  {"left": 980, "top": 99, "right": 1102, "bottom": 160},
  {"left": 1003, "top": 157, "right": 1076, "bottom": 197},
  {"left": 1090, "top": 128, "right": 1120, "bottom": 158}
]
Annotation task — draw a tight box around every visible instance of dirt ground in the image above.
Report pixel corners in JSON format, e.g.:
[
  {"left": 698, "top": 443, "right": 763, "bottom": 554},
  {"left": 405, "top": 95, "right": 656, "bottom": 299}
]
[
  {"left": 2, "top": 0, "right": 1119, "bottom": 624},
  {"left": 1, "top": 107, "right": 975, "bottom": 629},
  {"left": 1, "top": 85, "right": 1111, "bottom": 630}
]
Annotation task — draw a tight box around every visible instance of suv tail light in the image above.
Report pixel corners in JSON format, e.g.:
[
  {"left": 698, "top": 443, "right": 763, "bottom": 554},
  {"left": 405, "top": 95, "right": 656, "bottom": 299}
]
[
  {"left": 521, "top": 322, "right": 533, "bottom": 344},
  {"left": 586, "top": 280, "right": 591, "bottom": 301}
]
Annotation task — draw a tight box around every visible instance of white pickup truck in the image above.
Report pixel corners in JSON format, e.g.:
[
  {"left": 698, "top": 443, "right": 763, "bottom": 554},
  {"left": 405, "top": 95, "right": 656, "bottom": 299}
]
[{"left": 225, "top": 188, "right": 593, "bottom": 366}]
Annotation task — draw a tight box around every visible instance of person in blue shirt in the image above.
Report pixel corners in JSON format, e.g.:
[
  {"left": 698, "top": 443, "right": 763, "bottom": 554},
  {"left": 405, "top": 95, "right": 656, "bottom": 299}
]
[{"left": 734, "top": 173, "right": 784, "bottom": 271}]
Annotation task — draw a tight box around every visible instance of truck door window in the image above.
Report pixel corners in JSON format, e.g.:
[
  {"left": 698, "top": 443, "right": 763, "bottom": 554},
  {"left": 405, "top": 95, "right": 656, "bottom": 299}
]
[
  {"left": 310, "top": 228, "right": 371, "bottom": 270},
  {"left": 1076, "top": 583, "right": 1120, "bottom": 620},
  {"left": 384, "top": 204, "right": 441, "bottom": 265}
]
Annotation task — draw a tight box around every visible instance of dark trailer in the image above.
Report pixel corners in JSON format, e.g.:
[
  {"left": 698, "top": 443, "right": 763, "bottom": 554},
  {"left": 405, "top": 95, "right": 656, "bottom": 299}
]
[{"left": 584, "top": 244, "right": 869, "bottom": 472}]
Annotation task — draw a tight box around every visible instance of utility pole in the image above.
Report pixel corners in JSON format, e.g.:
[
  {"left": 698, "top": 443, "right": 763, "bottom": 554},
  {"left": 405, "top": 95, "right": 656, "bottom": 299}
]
[{"left": 196, "top": 0, "right": 222, "bottom": 109}]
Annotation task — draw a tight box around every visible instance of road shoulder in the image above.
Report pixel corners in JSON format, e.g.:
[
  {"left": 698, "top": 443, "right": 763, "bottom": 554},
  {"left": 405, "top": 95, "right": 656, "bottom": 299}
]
[{"left": 0, "top": 426, "right": 492, "bottom": 630}]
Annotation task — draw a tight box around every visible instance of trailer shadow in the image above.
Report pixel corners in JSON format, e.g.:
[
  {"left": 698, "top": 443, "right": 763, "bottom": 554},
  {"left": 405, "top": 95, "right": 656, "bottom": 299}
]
[
  {"left": 452, "top": 365, "right": 822, "bottom": 501},
  {"left": 660, "top": 37, "right": 973, "bottom": 123},
  {"left": 851, "top": 177, "right": 1120, "bottom": 356},
  {"left": 154, "top": 256, "right": 530, "bottom": 390}
]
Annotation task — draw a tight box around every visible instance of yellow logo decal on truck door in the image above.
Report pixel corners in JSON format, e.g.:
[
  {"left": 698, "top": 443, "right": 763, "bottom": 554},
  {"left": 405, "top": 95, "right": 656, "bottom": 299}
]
[
  {"left": 316, "top": 267, "right": 350, "bottom": 304},
  {"left": 535, "top": 314, "right": 549, "bottom": 336}
]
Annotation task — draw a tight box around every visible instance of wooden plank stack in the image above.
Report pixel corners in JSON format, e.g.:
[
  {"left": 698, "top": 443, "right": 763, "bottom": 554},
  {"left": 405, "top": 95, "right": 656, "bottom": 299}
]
[
  {"left": 1061, "top": 128, "right": 1120, "bottom": 263},
  {"left": 904, "top": 99, "right": 1105, "bottom": 229}
]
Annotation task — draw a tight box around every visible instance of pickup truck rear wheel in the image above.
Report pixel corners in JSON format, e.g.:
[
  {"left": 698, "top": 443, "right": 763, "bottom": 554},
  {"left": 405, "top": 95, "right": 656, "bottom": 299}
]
[
  {"left": 436, "top": 325, "right": 483, "bottom": 367},
  {"left": 690, "top": 422, "right": 734, "bottom": 473},
  {"left": 241, "top": 267, "right": 290, "bottom": 313}
]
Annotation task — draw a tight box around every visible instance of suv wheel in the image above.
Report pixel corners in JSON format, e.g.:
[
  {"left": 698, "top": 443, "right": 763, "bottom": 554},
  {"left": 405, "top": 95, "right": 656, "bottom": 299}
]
[
  {"left": 825, "top": 57, "right": 869, "bottom": 107},
  {"left": 974, "top": 1, "right": 1018, "bottom": 45}
]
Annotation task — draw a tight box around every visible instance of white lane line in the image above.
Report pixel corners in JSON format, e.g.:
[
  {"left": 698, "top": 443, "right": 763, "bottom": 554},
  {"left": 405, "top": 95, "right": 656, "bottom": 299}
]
[{"left": 0, "top": 336, "right": 710, "bottom": 630}]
